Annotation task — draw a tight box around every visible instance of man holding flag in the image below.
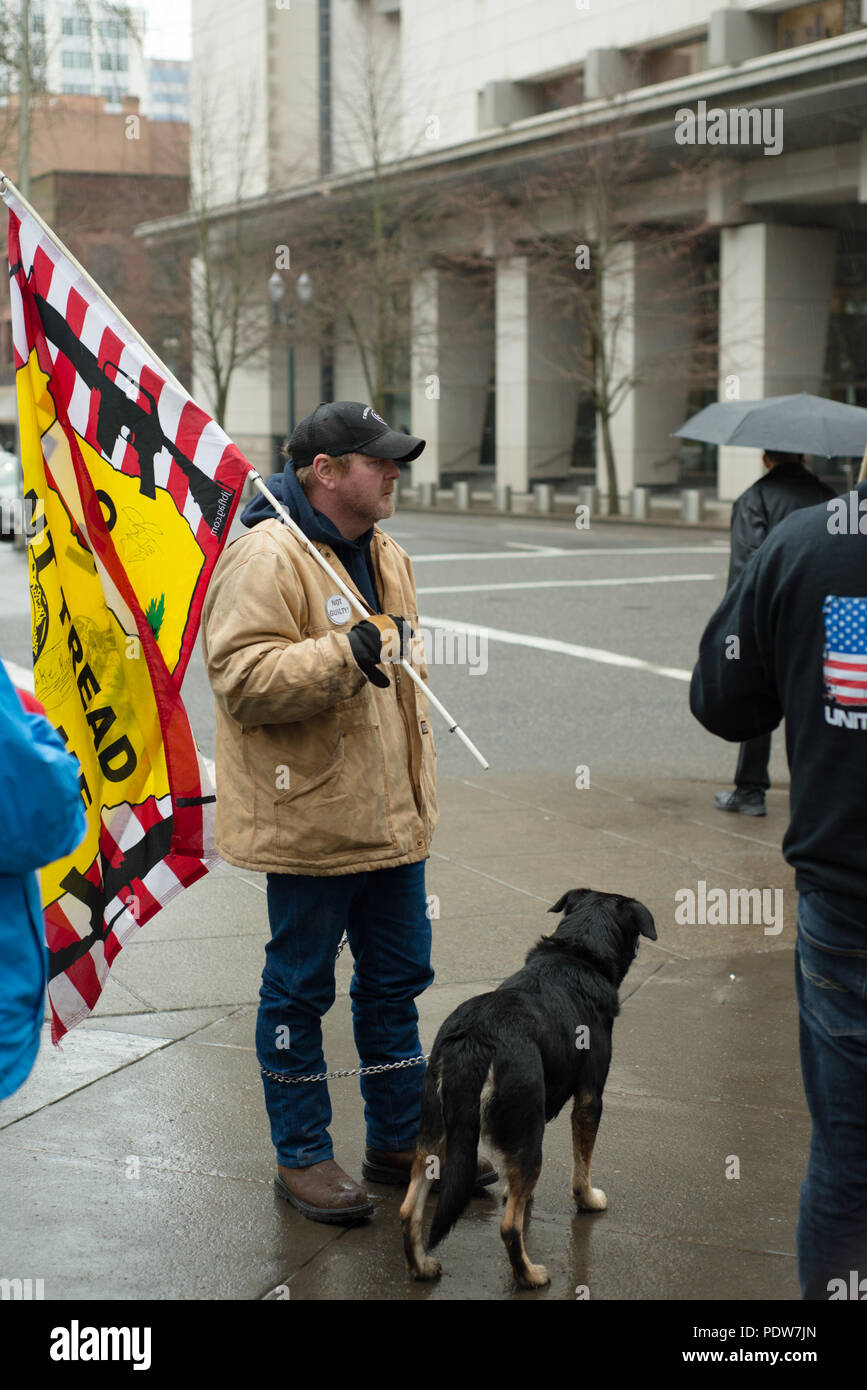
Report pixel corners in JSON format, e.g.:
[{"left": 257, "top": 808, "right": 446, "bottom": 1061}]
[
  {"left": 201, "top": 402, "right": 496, "bottom": 1223},
  {"left": 3, "top": 170, "right": 492, "bottom": 1227}
]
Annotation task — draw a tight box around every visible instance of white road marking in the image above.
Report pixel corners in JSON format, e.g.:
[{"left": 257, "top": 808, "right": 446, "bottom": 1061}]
[
  {"left": 417, "top": 614, "right": 693, "bottom": 681},
  {"left": 418, "top": 572, "right": 718, "bottom": 596},
  {"left": 504, "top": 541, "right": 563, "bottom": 553},
  {"left": 4, "top": 659, "right": 34, "bottom": 692},
  {"left": 410, "top": 545, "right": 729, "bottom": 563}
]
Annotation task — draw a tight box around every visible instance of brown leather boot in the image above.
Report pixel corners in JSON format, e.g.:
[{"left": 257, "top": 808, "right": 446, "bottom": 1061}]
[
  {"left": 275, "top": 1160, "right": 374, "bottom": 1224},
  {"left": 362, "top": 1146, "right": 498, "bottom": 1191}
]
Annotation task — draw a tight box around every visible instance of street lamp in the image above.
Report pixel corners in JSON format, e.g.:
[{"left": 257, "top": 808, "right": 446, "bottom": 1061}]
[{"left": 267, "top": 272, "right": 314, "bottom": 439}]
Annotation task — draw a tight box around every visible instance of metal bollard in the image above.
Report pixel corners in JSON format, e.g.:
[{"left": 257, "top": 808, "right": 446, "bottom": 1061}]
[
  {"left": 579, "top": 484, "right": 599, "bottom": 515},
  {"left": 494, "top": 483, "right": 512, "bottom": 513},
  {"left": 392, "top": 479, "right": 400, "bottom": 507},
  {"left": 631, "top": 486, "right": 649, "bottom": 520},
  {"left": 417, "top": 481, "right": 435, "bottom": 507},
  {"left": 682, "top": 488, "right": 704, "bottom": 524},
  {"left": 453, "top": 481, "right": 471, "bottom": 510},
  {"left": 534, "top": 482, "right": 553, "bottom": 514}
]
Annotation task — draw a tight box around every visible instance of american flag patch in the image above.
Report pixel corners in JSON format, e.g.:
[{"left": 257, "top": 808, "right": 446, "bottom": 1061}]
[{"left": 823, "top": 595, "right": 867, "bottom": 707}]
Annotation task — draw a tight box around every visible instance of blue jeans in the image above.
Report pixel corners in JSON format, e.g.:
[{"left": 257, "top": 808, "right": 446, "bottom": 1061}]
[
  {"left": 255, "top": 861, "right": 434, "bottom": 1168},
  {"left": 795, "top": 891, "right": 867, "bottom": 1299}
]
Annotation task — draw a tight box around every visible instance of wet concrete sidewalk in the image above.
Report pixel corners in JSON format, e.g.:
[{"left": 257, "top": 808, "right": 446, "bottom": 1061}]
[{"left": 0, "top": 773, "right": 807, "bottom": 1301}]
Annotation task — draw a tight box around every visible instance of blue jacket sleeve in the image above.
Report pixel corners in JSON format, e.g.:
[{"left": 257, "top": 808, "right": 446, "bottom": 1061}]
[
  {"left": 0, "top": 665, "right": 87, "bottom": 876},
  {"left": 690, "top": 549, "right": 784, "bottom": 743}
]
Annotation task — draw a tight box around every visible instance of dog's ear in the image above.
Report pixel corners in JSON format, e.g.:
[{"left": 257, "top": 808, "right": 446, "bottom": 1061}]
[
  {"left": 549, "top": 888, "right": 591, "bottom": 916},
  {"left": 629, "top": 900, "right": 657, "bottom": 941}
]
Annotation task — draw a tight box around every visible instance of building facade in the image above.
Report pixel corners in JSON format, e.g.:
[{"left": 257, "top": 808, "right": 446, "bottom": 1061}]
[
  {"left": 144, "top": 58, "right": 190, "bottom": 123},
  {"left": 0, "top": 96, "right": 190, "bottom": 454},
  {"left": 0, "top": 0, "right": 148, "bottom": 106},
  {"left": 141, "top": 0, "right": 867, "bottom": 501}
]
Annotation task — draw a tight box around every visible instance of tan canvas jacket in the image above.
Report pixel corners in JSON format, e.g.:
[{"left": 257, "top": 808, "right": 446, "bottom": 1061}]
[{"left": 200, "top": 517, "right": 438, "bottom": 875}]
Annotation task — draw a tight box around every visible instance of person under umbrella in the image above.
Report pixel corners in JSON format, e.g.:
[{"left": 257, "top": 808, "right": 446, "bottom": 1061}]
[{"left": 714, "top": 450, "right": 835, "bottom": 816}]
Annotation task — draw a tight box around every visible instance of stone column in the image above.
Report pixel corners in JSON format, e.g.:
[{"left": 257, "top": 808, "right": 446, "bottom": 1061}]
[
  {"left": 410, "top": 267, "right": 493, "bottom": 486},
  {"left": 596, "top": 241, "right": 694, "bottom": 501},
  {"left": 495, "top": 255, "right": 579, "bottom": 492},
  {"left": 717, "top": 223, "right": 835, "bottom": 499}
]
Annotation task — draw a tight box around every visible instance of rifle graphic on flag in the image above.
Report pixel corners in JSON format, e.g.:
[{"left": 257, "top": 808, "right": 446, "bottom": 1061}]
[{"left": 2, "top": 176, "right": 251, "bottom": 1043}]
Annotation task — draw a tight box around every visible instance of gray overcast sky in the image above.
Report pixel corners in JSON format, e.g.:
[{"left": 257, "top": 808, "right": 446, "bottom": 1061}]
[{"left": 142, "top": 0, "right": 192, "bottom": 60}]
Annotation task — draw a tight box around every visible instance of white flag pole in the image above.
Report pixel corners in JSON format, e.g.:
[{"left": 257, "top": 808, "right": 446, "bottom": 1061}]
[
  {"left": 247, "top": 470, "right": 489, "bottom": 770},
  {"left": 1, "top": 169, "right": 489, "bottom": 769}
]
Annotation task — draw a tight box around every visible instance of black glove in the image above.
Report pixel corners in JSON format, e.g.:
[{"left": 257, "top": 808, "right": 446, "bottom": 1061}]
[
  {"left": 347, "top": 614, "right": 413, "bottom": 687},
  {"left": 347, "top": 619, "right": 391, "bottom": 688}
]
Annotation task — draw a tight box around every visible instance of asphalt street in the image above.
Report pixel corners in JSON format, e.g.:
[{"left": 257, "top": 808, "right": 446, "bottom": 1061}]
[
  {"left": 0, "top": 511, "right": 811, "bottom": 1304},
  {"left": 0, "top": 508, "right": 785, "bottom": 788}
]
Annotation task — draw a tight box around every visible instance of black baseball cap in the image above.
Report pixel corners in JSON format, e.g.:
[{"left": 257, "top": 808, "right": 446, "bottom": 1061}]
[{"left": 288, "top": 401, "right": 425, "bottom": 470}]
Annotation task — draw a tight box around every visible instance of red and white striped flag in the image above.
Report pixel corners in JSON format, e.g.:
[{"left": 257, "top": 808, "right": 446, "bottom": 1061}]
[{"left": 5, "top": 186, "right": 252, "bottom": 1041}]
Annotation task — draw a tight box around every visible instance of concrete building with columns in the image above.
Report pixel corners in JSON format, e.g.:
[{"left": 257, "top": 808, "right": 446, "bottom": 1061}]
[{"left": 140, "top": 0, "right": 867, "bottom": 506}]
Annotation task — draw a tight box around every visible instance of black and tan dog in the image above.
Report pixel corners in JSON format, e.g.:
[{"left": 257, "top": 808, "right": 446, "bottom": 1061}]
[{"left": 400, "top": 888, "right": 656, "bottom": 1288}]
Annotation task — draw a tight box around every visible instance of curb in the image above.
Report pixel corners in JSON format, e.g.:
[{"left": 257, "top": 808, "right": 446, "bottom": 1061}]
[{"left": 394, "top": 499, "right": 731, "bottom": 532}]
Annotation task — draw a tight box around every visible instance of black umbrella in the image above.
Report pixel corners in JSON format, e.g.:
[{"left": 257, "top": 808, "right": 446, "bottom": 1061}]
[{"left": 673, "top": 393, "right": 867, "bottom": 459}]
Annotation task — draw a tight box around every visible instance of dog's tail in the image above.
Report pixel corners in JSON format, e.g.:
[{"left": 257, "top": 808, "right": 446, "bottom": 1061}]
[{"left": 426, "top": 1042, "right": 492, "bottom": 1250}]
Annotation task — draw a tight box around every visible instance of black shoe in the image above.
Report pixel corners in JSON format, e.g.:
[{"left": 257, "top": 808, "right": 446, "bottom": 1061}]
[
  {"left": 713, "top": 788, "right": 766, "bottom": 816},
  {"left": 362, "top": 1146, "right": 498, "bottom": 1191}
]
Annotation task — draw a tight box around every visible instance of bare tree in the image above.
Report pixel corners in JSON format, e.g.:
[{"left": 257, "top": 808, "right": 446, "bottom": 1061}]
[
  {"left": 186, "top": 79, "right": 272, "bottom": 428},
  {"left": 288, "top": 8, "right": 477, "bottom": 419},
  {"left": 492, "top": 129, "right": 718, "bottom": 513},
  {"left": 0, "top": 0, "right": 143, "bottom": 197}
]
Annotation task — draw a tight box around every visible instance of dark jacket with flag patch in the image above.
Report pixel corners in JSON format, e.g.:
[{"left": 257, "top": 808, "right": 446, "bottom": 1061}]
[{"left": 691, "top": 482, "right": 867, "bottom": 909}]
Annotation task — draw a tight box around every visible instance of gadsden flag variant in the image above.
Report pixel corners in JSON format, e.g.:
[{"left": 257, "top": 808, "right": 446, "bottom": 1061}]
[{"left": 5, "top": 189, "right": 251, "bottom": 1041}]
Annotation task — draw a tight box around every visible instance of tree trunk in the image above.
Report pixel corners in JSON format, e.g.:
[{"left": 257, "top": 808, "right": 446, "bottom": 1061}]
[{"left": 599, "top": 407, "right": 620, "bottom": 516}]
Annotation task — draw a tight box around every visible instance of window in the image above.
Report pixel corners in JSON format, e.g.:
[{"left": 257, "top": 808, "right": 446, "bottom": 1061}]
[
  {"left": 151, "top": 65, "right": 188, "bottom": 83},
  {"left": 778, "top": 0, "right": 844, "bottom": 47},
  {"left": 536, "top": 71, "right": 584, "bottom": 113},
  {"left": 641, "top": 41, "right": 704, "bottom": 85}
]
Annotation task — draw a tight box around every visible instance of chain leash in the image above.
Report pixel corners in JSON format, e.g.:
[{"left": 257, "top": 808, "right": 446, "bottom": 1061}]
[
  {"left": 259, "top": 932, "right": 429, "bottom": 1085},
  {"left": 260, "top": 1054, "right": 429, "bottom": 1085}
]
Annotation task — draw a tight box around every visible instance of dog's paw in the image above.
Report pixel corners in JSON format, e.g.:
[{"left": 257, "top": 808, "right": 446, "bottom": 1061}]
[
  {"left": 519, "top": 1262, "right": 550, "bottom": 1289},
  {"left": 574, "top": 1186, "right": 607, "bottom": 1211},
  {"left": 409, "top": 1256, "right": 442, "bottom": 1281}
]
